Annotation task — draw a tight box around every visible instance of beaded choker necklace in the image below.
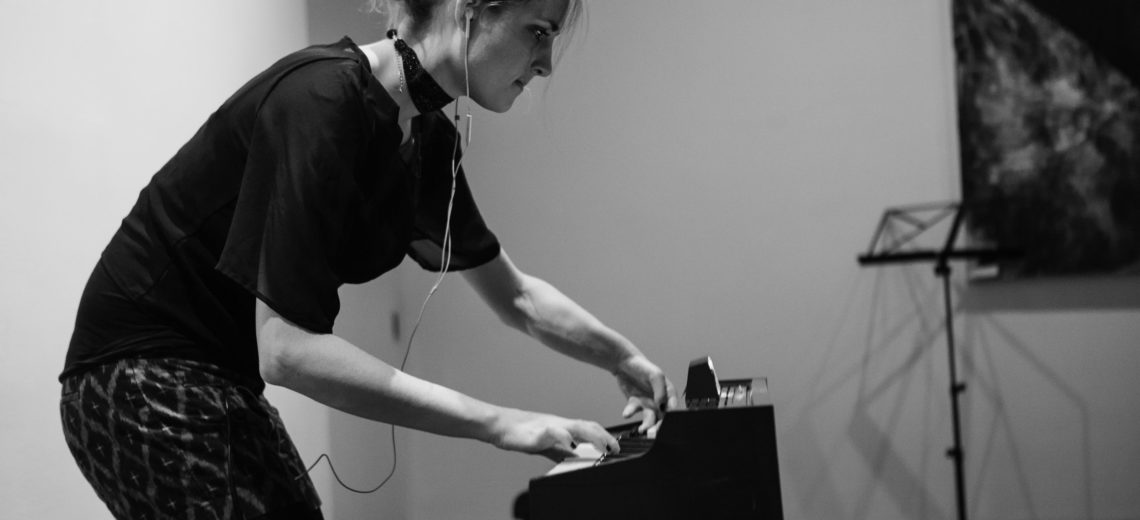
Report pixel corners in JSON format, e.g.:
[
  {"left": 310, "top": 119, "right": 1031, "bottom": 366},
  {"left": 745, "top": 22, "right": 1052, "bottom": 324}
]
[{"left": 387, "top": 29, "right": 454, "bottom": 113}]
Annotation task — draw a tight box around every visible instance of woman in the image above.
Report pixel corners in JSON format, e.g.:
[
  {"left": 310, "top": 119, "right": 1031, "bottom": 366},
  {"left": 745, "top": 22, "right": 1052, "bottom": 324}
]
[{"left": 59, "top": 0, "right": 677, "bottom": 518}]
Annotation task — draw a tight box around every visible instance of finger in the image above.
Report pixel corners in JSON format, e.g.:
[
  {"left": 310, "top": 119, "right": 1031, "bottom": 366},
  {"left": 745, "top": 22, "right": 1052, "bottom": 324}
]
[
  {"left": 651, "top": 375, "right": 668, "bottom": 410},
  {"left": 587, "top": 423, "right": 621, "bottom": 455},
  {"left": 570, "top": 421, "right": 620, "bottom": 455},
  {"left": 665, "top": 380, "right": 679, "bottom": 410},
  {"left": 621, "top": 397, "right": 639, "bottom": 418},
  {"left": 550, "top": 427, "right": 576, "bottom": 452},
  {"left": 646, "top": 420, "right": 661, "bottom": 439},
  {"left": 637, "top": 407, "right": 658, "bottom": 433}
]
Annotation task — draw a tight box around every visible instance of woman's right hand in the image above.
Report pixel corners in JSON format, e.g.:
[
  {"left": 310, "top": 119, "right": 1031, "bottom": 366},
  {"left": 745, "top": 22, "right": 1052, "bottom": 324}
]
[{"left": 488, "top": 408, "right": 620, "bottom": 461}]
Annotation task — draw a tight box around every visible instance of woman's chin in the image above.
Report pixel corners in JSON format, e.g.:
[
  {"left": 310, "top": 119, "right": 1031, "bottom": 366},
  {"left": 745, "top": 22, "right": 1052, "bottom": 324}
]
[
  {"left": 469, "top": 86, "right": 522, "bottom": 113},
  {"left": 476, "top": 96, "right": 515, "bottom": 113},
  {"left": 487, "top": 102, "right": 513, "bottom": 113}
]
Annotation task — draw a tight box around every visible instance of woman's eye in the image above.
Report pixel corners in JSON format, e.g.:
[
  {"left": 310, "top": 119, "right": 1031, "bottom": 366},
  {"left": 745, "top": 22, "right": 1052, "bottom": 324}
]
[{"left": 532, "top": 28, "right": 550, "bottom": 42}]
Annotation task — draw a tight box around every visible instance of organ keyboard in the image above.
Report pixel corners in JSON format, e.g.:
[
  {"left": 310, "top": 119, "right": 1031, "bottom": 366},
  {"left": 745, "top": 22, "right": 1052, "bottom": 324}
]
[{"left": 513, "top": 358, "right": 784, "bottom": 519}]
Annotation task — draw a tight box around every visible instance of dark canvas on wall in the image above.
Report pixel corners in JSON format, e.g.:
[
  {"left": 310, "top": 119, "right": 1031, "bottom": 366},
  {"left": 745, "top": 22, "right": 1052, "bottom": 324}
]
[{"left": 952, "top": 0, "right": 1140, "bottom": 278}]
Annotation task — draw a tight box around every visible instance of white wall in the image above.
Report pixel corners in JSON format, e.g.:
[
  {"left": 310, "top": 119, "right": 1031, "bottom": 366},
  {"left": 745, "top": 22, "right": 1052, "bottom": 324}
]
[
  {"left": 0, "top": 2, "right": 337, "bottom": 517},
  {"left": 325, "top": 1, "right": 1140, "bottom": 519},
  {"left": 6, "top": 1, "right": 1139, "bottom": 520}
]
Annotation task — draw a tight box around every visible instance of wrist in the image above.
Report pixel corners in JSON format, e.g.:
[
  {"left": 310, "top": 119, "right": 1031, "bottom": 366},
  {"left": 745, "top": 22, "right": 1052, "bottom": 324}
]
[
  {"left": 608, "top": 350, "right": 645, "bottom": 375},
  {"left": 478, "top": 404, "right": 511, "bottom": 446}
]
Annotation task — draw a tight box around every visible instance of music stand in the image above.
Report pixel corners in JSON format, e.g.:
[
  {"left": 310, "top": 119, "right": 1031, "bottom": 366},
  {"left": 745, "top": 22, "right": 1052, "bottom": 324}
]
[{"left": 856, "top": 201, "right": 1019, "bottom": 520}]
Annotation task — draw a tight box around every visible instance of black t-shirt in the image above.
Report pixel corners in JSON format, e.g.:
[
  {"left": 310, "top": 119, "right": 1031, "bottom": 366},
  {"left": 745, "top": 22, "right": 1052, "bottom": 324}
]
[{"left": 62, "top": 37, "right": 500, "bottom": 390}]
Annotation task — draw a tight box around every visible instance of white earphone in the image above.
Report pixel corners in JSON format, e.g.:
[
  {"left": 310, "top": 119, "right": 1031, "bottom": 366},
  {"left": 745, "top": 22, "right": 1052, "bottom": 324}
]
[{"left": 460, "top": 1, "right": 474, "bottom": 34}]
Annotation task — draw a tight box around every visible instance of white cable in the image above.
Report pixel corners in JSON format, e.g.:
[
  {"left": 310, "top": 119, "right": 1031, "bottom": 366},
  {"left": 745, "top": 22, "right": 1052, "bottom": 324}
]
[{"left": 301, "top": 19, "right": 472, "bottom": 493}]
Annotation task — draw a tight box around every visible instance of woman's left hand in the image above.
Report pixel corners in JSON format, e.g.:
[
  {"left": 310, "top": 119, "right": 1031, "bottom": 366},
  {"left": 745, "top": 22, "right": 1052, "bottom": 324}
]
[{"left": 613, "top": 355, "right": 678, "bottom": 435}]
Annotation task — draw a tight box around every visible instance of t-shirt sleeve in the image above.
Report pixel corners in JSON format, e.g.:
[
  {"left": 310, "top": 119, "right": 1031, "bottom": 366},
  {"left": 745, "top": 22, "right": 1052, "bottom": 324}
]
[
  {"left": 407, "top": 117, "right": 501, "bottom": 272},
  {"left": 215, "top": 61, "right": 367, "bottom": 333}
]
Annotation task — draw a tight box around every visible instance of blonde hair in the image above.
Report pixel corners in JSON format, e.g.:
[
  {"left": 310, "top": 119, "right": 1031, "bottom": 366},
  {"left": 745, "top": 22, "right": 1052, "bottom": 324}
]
[{"left": 368, "top": 0, "right": 585, "bottom": 60}]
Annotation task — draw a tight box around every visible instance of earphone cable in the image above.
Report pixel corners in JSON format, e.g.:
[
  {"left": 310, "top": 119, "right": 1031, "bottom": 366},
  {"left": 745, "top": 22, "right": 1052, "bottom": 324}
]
[{"left": 298, "top": 25, "right": 470, "bottom": 494}]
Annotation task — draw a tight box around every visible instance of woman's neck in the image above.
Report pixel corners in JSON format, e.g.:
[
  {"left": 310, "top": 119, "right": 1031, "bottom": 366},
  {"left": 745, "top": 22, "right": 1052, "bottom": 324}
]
[
  {"left": 360, "top": 39, "right": 418, "bottom": 126},
  {"left": 360, "top": 31, "right": 461, "bottom": 125}
]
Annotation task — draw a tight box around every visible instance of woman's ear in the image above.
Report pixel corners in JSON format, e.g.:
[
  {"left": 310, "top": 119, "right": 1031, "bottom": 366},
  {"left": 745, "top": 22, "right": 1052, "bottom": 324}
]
[{"left": 457, "top": 0, "right": 478, "bottom": 26}]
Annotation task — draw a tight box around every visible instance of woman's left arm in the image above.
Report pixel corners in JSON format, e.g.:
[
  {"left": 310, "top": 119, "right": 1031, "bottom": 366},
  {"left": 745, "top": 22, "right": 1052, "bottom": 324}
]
[{"left": 463, "top": 248, "right": 678, "bottom": 432}]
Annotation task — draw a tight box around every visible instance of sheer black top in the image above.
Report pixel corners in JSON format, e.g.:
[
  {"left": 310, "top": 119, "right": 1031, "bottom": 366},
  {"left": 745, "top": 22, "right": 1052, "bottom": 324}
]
[{"left": 62, "top": 37, "right": 500, "bottom": 390}]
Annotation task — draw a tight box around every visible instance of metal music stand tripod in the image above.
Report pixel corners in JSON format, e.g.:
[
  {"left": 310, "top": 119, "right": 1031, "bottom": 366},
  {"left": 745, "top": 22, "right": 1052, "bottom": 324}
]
[{"left": 856, "top": 201, "right": 1019, "bottom": 520}]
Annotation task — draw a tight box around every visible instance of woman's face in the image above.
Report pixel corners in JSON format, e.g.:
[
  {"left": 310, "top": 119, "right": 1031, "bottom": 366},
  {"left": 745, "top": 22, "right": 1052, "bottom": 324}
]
[{"left": 463, "top": 0, "right": 570, "bottom": 112}]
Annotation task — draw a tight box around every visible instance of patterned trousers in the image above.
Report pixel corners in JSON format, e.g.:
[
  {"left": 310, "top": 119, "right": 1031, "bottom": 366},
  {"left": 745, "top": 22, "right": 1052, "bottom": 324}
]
[{"left": 60, "top": 358, "right": 323, "bottom": 519}]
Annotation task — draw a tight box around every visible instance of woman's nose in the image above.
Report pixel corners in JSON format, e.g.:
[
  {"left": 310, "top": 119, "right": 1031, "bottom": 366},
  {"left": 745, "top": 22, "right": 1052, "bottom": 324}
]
[{"left": 532, "top": 46, "right": 553, "bottom": 77}]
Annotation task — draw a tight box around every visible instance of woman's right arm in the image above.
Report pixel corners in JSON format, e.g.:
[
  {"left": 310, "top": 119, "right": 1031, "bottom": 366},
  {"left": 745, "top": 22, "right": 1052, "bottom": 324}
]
[{"left": 255, "top": 299, "right": 618, "bottom": 458}]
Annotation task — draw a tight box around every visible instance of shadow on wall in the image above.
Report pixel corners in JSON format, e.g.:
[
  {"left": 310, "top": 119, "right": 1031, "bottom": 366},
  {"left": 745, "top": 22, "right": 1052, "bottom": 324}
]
[
  {"left": 960, "top": 315, "right": 1092, "bottom": 520},
  {"left": 844, "top": 265, "right": 950, "bottom": 520},
  {"left": 779, "top": 266, "right": 947, "bottom": 519},
  {"left": 780, "top": 265, "right": 1094, "bottom": 519}
]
